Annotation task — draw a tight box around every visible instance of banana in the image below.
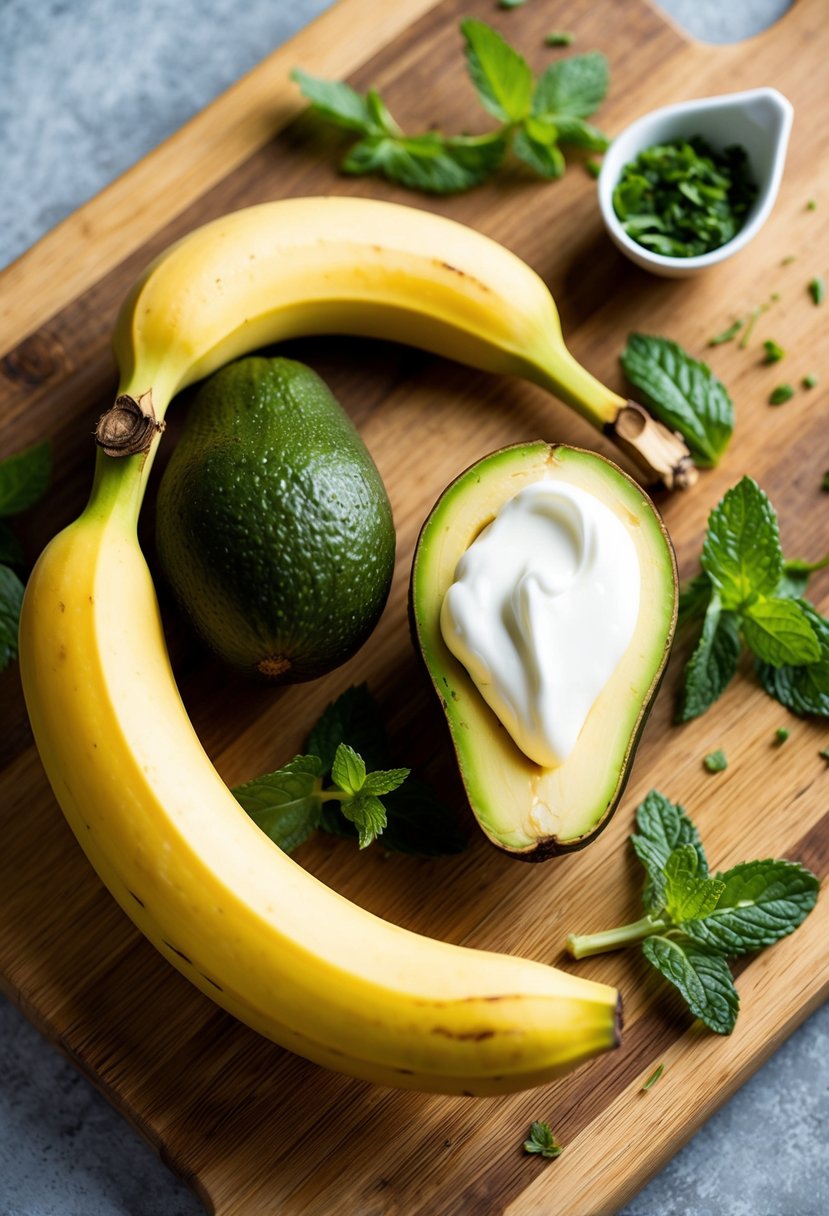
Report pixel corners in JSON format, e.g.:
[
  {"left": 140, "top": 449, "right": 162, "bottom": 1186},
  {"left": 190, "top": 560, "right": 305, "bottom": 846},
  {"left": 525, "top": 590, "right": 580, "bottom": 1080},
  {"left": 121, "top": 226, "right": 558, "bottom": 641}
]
[{"left": 19, "top": 195, "right": 627, "bottom": 1096}]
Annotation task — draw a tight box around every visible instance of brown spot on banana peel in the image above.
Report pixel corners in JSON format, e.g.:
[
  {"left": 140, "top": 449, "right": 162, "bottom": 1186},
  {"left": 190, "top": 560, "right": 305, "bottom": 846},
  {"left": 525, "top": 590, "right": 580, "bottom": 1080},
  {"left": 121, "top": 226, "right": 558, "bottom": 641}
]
[
  {"left": 607, "top": 401, "right": 697, "bottom": 491},
  {"left": 432, "top": 1027, "right": 497, "bottom": 1041},
  {"left": 94, "top": 389, "right": 164, "bottom": 457}
]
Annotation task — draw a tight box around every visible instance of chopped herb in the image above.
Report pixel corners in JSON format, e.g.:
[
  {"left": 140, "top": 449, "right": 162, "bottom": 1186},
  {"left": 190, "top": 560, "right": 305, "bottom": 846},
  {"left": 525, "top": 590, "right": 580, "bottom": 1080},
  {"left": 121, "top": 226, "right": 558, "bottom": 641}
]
[
  {"left": 523, "top": 1121, "right": 563, "bottom": 1159},
  {"left": 612, "top": 136, "right": 757, "bottom": 258},
  {"left": 703, "top": 748, "right": 728, "bottom": 773},
  {"left": 774, "top": 727, "right": 790, "bottom": 744},
  {"left": 820, "top": 748, "right": 829, "bottom": 763},
  {"left": 738, "top": 303, "right": 768, "bottom": 349},
  {"left": 781, "top": 255, "right": 796, "bottom": 265},
  {"left": 769, "top": 383, "right": 795, "bottom": 405},
  {"left": 762, "top": 339, "right": 785, "bottom": 363},
  {"left": 770, "top": 291, "right": 781, "bottom": 302},
  {"left": 807, "top": 199, "right": 817, "bottom": 210},
  {"left": 499, "top": 0, "right": 527, "bottom": 7},
  {"left": 641, "top": 1063, "right": 665, "bottom": 1091},
  {"left": 567, "top": 791, "right": 820, "bottom": 1034},
  {"left": 809, "top": 276, "right": 825, "bottom": 305},
  {"left": 545, "top": 31, "right": 575, "bottom": 46},
  {"left": 585, "top": 157, "right": 602, "bottom": 178},
  {"left": 708, "top": 318, "right": 744, "bottom": 346},
  {"left": 822, "top": 471, "right": 829, "bottom": 492},
  {"left": 803, "top": 373, "right": 819, "bottom": 389}
]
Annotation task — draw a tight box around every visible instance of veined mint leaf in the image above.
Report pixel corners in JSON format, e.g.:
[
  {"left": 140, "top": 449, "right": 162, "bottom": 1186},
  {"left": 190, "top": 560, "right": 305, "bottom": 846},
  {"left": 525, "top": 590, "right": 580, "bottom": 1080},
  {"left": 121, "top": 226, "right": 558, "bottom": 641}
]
[
  {"left": 663, "top": 845, "right": 725, "bottom": 923},
  {"left": 331, "top": 743, "right": 366, "bottom": 795},
  {"left": 340, "top": 792, "right": 387, "bottom": 849},
  {"left": 532, "top": 51, "right": 609, "bottom": 119},
  {"left": 232, "top": 755, "right": 323, "bottom": 853},
  {"left": 551, "top": 115, "right": 609, "bottom": 151},
  {"left": 291, "top": 70, "right": 378, "bottom": 134},
  {"left": 757, "top": 602, "right": 829, "bottom": 717},
  {"left": 307, "top": 683, "right": 388, "bottom": 773},
  {"left": 513, "top": 128, "right": 565, "bottom": 179},
  {"left": 362, "top": 767, "right": 410, "bottom": 797},
  {"left": 461, "top": 19, "right": 534, "bottom": 123},
  {"left": 343, "top": 131, "right": 506, "bottom": 193},
  {"left": 620, "top": 335, "right": 733, "bottom": 467},
  {"left": 741, "top": 596, "right": 820, "bottom": 667},
  {"left": 632, "top": 791, "right": 707, "bottom": 914},
  {"left": 523, "top": 1120, "right": 563, "bottom": 1158},
  {"left": 682, "top": 859, "right": 820, "bottom": 956},
  {"left": 642, "top": 935, "right": 739, "bottom": 1034},
  {"left": 0, "top": 440, "right": 51, "bottom": 518},
  {"left": 677, "top": 592, "right": 741, "bottom": 722},
  {"left": 701, "top": 477, "right": 783, "bottom": 609},
  {"left": 0, "top": 564, "right": 25, "bottom": 670}
]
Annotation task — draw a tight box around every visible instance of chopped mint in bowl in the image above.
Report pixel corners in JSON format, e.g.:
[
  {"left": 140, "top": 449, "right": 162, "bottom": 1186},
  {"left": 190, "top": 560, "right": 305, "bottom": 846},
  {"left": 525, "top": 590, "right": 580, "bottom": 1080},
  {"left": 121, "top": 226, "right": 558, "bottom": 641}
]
[{"left": 597, "top": 88, "right": 792, "bottom": 277}]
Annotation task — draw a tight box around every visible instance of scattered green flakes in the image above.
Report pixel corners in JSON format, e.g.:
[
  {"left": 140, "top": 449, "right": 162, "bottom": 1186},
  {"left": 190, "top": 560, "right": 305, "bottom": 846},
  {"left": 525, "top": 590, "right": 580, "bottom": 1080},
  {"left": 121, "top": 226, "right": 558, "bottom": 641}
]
[
  {"left": 585, "top": 157, "right": 602, "bottom": 178},
  {"left": 769, "top": 383, "right": 795, "bottom": 405},
  {"left": 809, "top": 276, "right": 825, "bottom": 305},
  {"left": 803, "top": 373, "right": 819, "bottom": 389},
  {"left": 762, "top": 339, "right": 785, "bottom": 363},
  {"left": 770, "top": 291, "right": 781, "bottom": 302},
  {"left": 641, "top": 1063, "right": 665, "bottom": 1091},
  {"left": 708, "top": 318, "right": 744, "bottom": 346},
  {"left": 703, "top": 748, "right": 728, "bottom": 773},
  {"left": 807, "top": 199, "right": 817, "bottom": 211},
  {"left": 545, "top": 30, "right": 575, "bottom": 46},
  {"left": 739, "top": 303, "right": 768, "bottom": 349},
  {"left": 774, "top": 727, "right": 790, "bottom": 745},
  {"left": 781, "top": 255, "right": 796, "bottom": 265}
]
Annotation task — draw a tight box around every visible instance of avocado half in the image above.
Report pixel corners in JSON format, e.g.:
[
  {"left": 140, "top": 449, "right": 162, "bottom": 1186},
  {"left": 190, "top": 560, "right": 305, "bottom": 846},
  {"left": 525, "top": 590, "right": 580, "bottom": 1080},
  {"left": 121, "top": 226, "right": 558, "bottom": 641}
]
[{"left": 410, "top": 442, "right": 678, "bottom": 859}]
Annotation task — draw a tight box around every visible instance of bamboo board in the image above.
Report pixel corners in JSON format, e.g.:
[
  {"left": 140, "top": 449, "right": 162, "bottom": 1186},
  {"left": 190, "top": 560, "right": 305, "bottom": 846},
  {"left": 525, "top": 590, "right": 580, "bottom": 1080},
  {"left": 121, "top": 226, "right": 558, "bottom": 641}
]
[{"left": 1, "top": 1, "right": 828, "bottom": 1213}]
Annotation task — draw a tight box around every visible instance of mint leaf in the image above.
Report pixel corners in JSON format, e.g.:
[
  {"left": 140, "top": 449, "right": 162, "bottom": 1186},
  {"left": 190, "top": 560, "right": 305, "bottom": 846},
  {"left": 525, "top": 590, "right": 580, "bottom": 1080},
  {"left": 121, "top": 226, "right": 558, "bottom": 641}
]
[
  {"left": 620, "top": 335, "right": 733, "bottom": 467},
  {"left": 364, "top": 89, "right": 403, "bottom": 137},
  {"left": 757, "top": 602, "right": 829, "bottom": 717},
  {"left": 641, "top": 1063, "right": 665, "bottom": 1091},
  {"left": 703, "top": 749, "right": 728, "bottom": 773},
  {"left": 331, "top": 743, "right": 366, "bottom": 795},
  {"left": 632, "top": 791, "right": 707, "bottom": 914},
  {"left": 461, "top": 19, "right": 534, "bottom": 123},
  {"left": 682, "top": 860, "right": 820, "bottom": 956},
  {"left": 523, "top": 1121, "right": 562, "bottom": 1159},
  {"left": 0, "top": 564, "right": 24, "bottom": 670},
  {"left": 232, "top": 755, "right": 323, "bottom": 853},
  {"left": 513, "top": 128, "right": 565, "bottom": 179},
  {"left": 362, "top": 767, "right": 410, "bottom": 797},
  {"left": 642, "top": 935, "right": 739, "bottom": 1034},
  {"left": 663, "top": 845, "right": 725, "bottom": 922},
  {"left": 550, "top": 115, "right": 609, "bottom": 151},
  {"left": 678, "top": 571, "right": 712, "bottom": 623},
  {"left": 532, "top": 52, "right": 609, "bottom": 119},
  {"left": 307, "top": 684, "right": 388, "bottom": 773},
  {"left": 291, "top": 70, "right": 377, "bottom": 134},
  {"left": 0, "top": 440, "right": 51, "bottom": 518},
  {"left": 741, "top": 597, "right": 820, "bottom": 667},
  {"left": 677, "top": 593, "right": 741, "bottom": 722},
  {"left": 701, "top": 477, "right": 783, "bottom": 609},
  {"left": 340, "top": 792, "right": 387, "bottom": 849},
  {"left": 0, "top": 523, "right": 24, "bottom": 567},
  {"left": 343, "top": 131, "right": 507, "bottom": 193}
]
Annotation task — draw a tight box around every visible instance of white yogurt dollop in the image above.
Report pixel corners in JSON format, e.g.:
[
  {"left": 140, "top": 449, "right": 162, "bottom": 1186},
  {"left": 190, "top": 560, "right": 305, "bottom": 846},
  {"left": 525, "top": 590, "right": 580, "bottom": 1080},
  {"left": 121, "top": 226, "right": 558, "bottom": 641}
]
[{"left": 440, "top": 479, "right": 640, "bottom": 768}]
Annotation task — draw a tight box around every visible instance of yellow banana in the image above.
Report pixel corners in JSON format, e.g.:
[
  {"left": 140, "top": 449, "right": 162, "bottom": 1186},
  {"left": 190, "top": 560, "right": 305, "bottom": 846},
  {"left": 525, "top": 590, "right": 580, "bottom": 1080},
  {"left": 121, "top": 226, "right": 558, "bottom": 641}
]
[{"left": 18, "top": 196, "right": 627, "bottom": 1096}]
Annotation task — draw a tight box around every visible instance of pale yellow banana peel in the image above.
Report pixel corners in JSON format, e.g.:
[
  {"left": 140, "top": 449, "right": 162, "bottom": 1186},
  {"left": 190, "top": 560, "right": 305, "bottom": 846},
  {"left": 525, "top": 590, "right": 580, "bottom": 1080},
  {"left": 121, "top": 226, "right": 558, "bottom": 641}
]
[{"left": 18, "top": 196, "right": 635, "bottom": 1096}]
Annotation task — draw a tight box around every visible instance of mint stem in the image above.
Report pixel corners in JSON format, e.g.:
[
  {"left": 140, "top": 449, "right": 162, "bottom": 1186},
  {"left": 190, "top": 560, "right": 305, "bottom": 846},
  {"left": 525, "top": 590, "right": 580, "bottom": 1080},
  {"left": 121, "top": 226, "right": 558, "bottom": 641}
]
[
  {"left": 785, "top": 554, "right": 829, "bottom": 576},
  {"left": 566, "top": 915, "right": 664, "bottom": 958}
]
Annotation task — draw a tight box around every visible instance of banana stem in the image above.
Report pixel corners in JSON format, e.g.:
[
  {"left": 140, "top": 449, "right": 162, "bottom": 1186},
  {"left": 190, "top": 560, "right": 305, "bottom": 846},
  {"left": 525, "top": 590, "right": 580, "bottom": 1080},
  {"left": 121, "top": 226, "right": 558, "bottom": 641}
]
[{"left": 566, "top": 916, "right": 664, "bottom": 959}]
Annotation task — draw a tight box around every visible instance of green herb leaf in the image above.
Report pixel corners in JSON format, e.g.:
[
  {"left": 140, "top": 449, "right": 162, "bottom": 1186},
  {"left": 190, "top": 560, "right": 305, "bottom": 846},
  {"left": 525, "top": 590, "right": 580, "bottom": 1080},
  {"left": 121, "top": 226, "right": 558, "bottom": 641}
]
[
  {"left": 678, "top": 571, "right": 713, "bottom": 623},
  {"left": 362, "top": 766, "right": 410, "bottom": 797},
  {"left": 523, "top": 1120, "right": 563, "bottom": 1159},
  {"left": 642, "top": 935, "right": 739, "bottom": 1034},
  {"left": 513, "top": 128, "right": 565, "bottom": 179},
  {"left": 291, "top": 69, "right": 378, "bottom": 134},
  {"left": 803, "top": 373, "right": 819, "bottom": 389},
  {"left": 340, "top": 792, "right": 387, "bottom": 849},
  {"left": 808, "top": 276, "right": 825, "bottom": 305},
  {"left": 774, "top": 727, "right": 790, "bottom": 744},
  {"left": 769, "top": 383, "right": 795, "bottom": 405},
  {"left": 641, "top": 1063, "right": 665, "bottom": 1091},
  {"left": 532, "top": 51, "right": 609, "bottom": 120},
  {"left": 0, "top": 523, "right": 24, "bottom": 567},
  {"left": 701, "top": 477, "right": 783, "bottom": 609},
  {"left": 585, "top": 157, "right": 602, "bottom": 179},
  {"left": 232, "top": 755, "right": 323, "bottom": 853},
  {"left": 343, "top": 130, "right": 507, "bottom": 193},
  {"left": 0, "top": 440, "right": 51, "bottom": 518},
  {"left": 549, "top": 115, "right": 608, "bottom": 151},
  {"left": 680, "top": 860, "right": 820, "bottom": 957},
  {"left": 663, "top": 845, "right": 725, "bottom": 922},
  {"left": 331, "top": 742, "right": 367, "bottom": 795},
  {"left": 762, "top": 339, "right": 785, "bottom": 363},
  {"left": 0, "top": 564, "right": 25, "bottom": 670},
  {"left": 756, "top": 601, "right": 829, "bottom": 717},
  {"left": 631, "top": 791, "right": 708, "bottom": 914},
  {"left": 620, "top": 334, "right": 734, "bottom": 467},
  {"left": 545, "top": 31, "right": 575, "bottom": 47},
  {"left": 741, "top": 596, "right": 821, "bottom": 667},
  {"left": 708, "top": 319, "right": 745, "bottom": 346},
  {"left": 499, "top": 0, "right": 527, "bottom": 7},
  {"left": 461, "top": 18, "right": 534, "bottom": 123},
  {"left": 677, "top": 593, "right": 741, "bottom": 722},
  {"left": 307, "top": 683, "right": 388, "bottom": 773},
  {"left": 703, "top": 749, "right": 728, "bottom": 773}
]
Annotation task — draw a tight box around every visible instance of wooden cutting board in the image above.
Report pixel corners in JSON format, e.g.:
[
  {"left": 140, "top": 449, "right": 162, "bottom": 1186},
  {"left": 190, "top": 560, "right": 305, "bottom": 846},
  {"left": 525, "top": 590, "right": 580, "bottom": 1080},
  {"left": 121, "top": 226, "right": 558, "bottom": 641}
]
[{"left": 2, "top": 0, "right": 828, "bottom": 1212}]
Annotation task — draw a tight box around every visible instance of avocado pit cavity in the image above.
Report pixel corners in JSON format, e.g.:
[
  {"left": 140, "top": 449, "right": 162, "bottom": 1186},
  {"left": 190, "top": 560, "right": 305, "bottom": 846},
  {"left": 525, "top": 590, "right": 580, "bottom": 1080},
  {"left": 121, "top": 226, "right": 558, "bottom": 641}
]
[{"left": 440, "top": 480, "right": 641, "bottom": 768}]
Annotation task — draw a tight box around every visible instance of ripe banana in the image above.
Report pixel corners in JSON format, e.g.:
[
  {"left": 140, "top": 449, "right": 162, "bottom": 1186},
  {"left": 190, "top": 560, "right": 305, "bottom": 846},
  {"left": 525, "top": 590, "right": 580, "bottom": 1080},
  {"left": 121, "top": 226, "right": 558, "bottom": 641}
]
[{"left": 18, "top": 196, "right": 628, "bottom": 1095}]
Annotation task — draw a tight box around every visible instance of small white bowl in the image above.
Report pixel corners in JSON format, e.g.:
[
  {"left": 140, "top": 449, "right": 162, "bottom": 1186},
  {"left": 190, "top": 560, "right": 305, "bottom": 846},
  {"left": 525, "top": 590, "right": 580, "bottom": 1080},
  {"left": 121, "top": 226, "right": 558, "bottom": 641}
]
[{"left": 597, "top": 87, "right": 793, "bottom": 278}]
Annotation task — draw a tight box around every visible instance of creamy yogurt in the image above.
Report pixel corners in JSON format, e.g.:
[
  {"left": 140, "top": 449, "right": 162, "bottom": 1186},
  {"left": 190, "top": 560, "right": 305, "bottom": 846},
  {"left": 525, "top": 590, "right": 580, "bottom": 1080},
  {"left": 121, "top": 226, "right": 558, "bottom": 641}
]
[{"left": 440, "top": 479, "right": 640, "bottom": 768}]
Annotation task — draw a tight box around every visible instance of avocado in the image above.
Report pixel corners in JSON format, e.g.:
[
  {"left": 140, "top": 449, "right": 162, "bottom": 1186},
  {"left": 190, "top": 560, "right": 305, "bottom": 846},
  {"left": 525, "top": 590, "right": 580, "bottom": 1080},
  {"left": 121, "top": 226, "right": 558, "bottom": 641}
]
[
  {"left": 156, "top": 357, "right": 395, "bottom": 681},
  {"left": 410, "top": 442, "right": 677, "bottom": 859}
]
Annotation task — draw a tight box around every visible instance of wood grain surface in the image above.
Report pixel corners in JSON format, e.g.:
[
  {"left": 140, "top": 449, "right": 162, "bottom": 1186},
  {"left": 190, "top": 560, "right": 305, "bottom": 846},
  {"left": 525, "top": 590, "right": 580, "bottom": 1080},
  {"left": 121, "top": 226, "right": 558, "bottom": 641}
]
[{"left": 2, "top": 1, "right": 828, "bottom": 1213}]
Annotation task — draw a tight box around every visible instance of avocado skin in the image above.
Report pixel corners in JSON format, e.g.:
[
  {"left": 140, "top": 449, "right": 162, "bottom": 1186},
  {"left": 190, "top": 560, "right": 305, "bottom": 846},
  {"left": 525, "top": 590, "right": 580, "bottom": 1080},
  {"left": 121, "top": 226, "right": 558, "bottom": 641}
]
[{"left": 156, "top": 357, "right": 395, "bottom": 681}]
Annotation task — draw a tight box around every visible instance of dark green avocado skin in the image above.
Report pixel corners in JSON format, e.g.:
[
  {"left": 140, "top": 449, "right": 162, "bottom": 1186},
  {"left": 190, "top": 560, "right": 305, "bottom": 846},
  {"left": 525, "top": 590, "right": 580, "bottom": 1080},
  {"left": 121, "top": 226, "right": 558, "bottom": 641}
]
[{"left": 156, "top": 356, "right": 395, "bottom": 681}]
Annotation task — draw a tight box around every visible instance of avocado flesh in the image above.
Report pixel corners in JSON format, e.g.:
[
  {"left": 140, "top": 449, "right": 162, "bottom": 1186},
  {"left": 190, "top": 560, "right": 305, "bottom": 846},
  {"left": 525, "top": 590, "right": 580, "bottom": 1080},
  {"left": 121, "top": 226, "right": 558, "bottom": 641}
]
[
  {"left": 411, "top": 443, "right": 677, "bottom": 857},
  {"left": 156, "top": 356, "right": 395, "bottom": 681}
]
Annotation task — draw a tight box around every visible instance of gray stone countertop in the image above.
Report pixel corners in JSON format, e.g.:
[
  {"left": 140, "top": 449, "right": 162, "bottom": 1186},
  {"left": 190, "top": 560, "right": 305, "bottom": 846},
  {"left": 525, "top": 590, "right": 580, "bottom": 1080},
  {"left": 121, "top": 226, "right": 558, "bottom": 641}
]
[{"left": 1, "top": 2, "right": 826, "bottom": 1214}]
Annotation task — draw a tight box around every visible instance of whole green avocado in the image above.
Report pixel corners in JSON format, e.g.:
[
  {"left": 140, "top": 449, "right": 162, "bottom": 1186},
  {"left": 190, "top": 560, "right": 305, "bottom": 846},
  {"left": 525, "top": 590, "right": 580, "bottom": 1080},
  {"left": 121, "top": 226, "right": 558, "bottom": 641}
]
[{"left": 156, "top": 356, "right": 395, "bottom": 681}]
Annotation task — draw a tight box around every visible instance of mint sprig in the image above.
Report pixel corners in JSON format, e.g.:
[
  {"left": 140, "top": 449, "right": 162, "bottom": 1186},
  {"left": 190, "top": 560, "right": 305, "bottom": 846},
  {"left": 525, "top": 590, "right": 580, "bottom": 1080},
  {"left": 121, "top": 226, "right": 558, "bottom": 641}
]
[
  {"left": 567, "top": 792, "right": 819, "bottom": 1034},
  {"left": 523, "top": 1121, "right": 563, "bottom": 1159},
  {"left": 677, "top": 478, "right": 829, "bottom": 720},
  {"left": 292, "top": 22, "right": 609, "bottom": 194},
  {"left": 233, "top": 685, "right": 466, "bottom": 856}
]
